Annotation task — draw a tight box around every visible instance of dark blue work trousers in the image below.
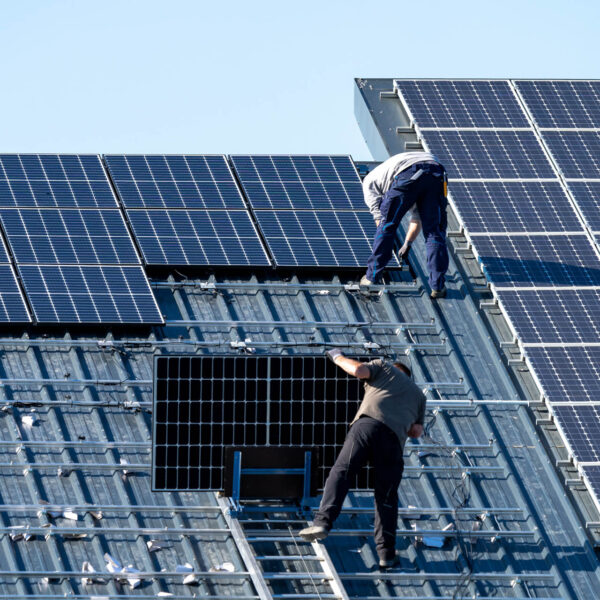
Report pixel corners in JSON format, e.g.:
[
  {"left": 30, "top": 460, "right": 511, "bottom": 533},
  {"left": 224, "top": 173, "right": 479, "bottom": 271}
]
[
  {"left": 313, "top": 416, "right": 404, "bottom": 560},
  {"left": 366, "top": 162, "right": 449, "bottom": 291}
]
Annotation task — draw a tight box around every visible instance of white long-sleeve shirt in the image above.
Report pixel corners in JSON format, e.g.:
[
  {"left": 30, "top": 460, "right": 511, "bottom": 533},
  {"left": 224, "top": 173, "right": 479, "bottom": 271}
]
[{"left": 363, "top": 151, "right": 440, "bottom": 221}]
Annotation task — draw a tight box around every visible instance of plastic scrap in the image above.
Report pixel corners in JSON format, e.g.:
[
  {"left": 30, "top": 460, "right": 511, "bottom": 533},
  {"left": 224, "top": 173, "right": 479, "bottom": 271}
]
[
  {"left": 21, "top": 414, "right": 37, "bottom": 428},
  {"left": 104, "top": 553, "right": 142, "bottom": 589},
  {"left": 176, "top": 563, "right": 198, "bottom": 585},
  {"left": 210, "top": 561, "right": 235, "bottom": 573}
]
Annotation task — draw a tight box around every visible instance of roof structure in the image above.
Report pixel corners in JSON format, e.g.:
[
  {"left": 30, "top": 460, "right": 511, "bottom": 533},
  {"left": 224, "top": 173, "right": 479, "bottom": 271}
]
[{"left": 0, "top": 80, "right": 597, "bottom": 599}]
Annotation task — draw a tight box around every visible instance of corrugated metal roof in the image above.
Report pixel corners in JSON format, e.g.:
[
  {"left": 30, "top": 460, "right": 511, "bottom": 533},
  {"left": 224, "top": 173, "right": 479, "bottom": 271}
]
[{"left": 0, "top": 241, "right": 599, "bottom": 598}]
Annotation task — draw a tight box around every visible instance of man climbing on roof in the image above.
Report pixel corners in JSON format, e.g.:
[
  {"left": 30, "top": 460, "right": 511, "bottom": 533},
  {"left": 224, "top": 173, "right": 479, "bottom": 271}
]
[
  {"left": 299, "top": 349, "right": 426, "bottom": 569},
  {"left": 360, "top": 151, "right": 449, "bottom": 299}
]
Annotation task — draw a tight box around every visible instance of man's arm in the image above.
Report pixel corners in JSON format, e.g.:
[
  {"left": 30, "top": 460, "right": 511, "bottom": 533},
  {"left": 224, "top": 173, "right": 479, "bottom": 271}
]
[
  {"left": 326, "top": 349, "right": 371, "bottom": 379},
  {"left": 363, "top": 173, "right": 383, "bottom": 224},
  {"left": 398, "top": 219, "right": 422, "bottom": 261}
]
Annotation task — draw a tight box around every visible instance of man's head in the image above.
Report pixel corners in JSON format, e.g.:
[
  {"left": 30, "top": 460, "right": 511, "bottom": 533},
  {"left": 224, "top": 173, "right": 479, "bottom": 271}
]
[{"left": 392, "top": 361, "right": 411, "bottom": 378}]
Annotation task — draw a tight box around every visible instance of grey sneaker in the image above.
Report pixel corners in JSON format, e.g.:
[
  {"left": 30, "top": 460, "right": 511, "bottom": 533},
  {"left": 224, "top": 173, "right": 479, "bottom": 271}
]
[
  {"left": 359, "top": 275, "right": 374, "bottom": 287},
  {"left": 430, "top": 287, "right": 447, "bottom": 299},
  {"left": 299, "top": 525, "right": 329, "bottom": 542},
  {"left": 378, "top": 554, "right": 400, "bottom": 569}
]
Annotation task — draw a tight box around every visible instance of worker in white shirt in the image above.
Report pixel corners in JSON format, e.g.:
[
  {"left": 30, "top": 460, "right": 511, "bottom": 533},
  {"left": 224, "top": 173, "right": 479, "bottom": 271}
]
[{"left": 361, "top": 152, "right": 449, "bottom": 299}]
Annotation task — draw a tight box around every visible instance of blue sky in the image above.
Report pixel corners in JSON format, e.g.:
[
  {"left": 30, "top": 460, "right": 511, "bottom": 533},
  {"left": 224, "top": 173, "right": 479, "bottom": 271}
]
[{"left": 0, "top": 0, "right": 597, "bottom": 159}]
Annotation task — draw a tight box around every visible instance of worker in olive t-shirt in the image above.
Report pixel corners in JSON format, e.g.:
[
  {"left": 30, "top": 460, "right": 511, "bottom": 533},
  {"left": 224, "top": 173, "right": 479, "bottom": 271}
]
[{"left": 299, "top": 349, "right": 426, "bottom": 569}]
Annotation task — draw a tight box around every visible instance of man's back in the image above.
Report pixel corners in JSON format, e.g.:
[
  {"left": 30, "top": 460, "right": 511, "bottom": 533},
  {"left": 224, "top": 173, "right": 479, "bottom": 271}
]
[{"left": 351, "top": 359, "right": 426, "bottom": 449}]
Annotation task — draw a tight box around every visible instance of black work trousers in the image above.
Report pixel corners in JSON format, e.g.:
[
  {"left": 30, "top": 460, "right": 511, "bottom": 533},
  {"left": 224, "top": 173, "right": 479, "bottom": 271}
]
[{"left": 313, "top": 416, "right": 404, "bottom": 560}]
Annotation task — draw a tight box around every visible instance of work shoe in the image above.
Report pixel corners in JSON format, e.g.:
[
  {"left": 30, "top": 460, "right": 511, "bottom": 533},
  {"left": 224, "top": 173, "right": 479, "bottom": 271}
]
[
  {"left": 359, "top": 275, "right": 374, "bottom": 287},
  {"left": 378, "top": 554, "right": 400, "bottom": 569},
  {"left": 298, "top": 525, "right": 329, "bottom": 542},
  {"left": 430, "top": 287, "right": 447, "bottom": 299}
]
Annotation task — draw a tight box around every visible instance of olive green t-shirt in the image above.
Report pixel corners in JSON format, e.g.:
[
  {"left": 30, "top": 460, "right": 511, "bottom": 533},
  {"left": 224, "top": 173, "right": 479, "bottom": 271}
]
[{"left": 350, "top": 359, "right": 426, "bottom": 449}]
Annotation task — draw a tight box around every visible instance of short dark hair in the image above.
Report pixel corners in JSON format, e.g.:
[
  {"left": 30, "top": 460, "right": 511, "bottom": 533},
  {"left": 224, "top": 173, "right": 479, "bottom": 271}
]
[{"left": 393, "top": 362, "right": 411, "bottom": 377}]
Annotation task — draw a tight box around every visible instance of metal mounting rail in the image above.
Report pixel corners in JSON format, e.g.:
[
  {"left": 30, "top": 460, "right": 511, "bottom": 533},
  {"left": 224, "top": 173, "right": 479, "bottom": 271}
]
[
  {"left": 0, "top": 503, "right": 523, "bottom": 517},
  {"left": 260, "top": 571, "right": 554, "bottom": 582},
  {"left": 165, "top": 318, "right": 436, "bottom": 330},
  {"left": 0, "top": 378, "right": 463, "bottom": 389},
  {"left": 335, "top": 572, "right": 555, "bottom": 582},
  {"left": 0, "top": 337, "right": 444, "bottom": 351},
  {"left": 0, "top": 440, "right": 492, "bottom": 451},
  {"left": 11, "top": 462, "right": 505, "bottom": 475},
  {"left": 246, "top": 528, "right": 536, "bottom": 540},
  {"left": 0, "top": 596, "right": 562, "bottom": 600},
  {"left": 151, "top": 280, "right": 417, "bottom": 292}
]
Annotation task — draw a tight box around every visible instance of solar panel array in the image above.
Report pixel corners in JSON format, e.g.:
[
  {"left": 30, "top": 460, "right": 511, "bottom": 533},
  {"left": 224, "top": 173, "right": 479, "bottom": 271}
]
[
  {"left": 0, "top": 155, "right": 162, "bottom": 324},
  {"left": 230, "top": 155, "right": 396, "bottom": 268},
  {"left": 104, "top": 155, "right": 270, "bottom": 267},
  {"left": 153, "top": 355, "right": 372, "bottom": 491},
  {"left": 395, "top": 79, "right": 600, "bottom": 509}
]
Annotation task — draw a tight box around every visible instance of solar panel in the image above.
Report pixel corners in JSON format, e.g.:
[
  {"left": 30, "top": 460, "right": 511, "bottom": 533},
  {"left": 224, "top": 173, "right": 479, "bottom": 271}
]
[
  {"left": 423, "top": 130, "right": 556, "bottom": 179},
  {"left": 497, "top": 288, "right": 600, "bottom": 344},
  {"left": 0, "top": 208, "right": 139, "bottom": 265},
  {"left": 525, "top": 346, "right": 600, "bottom": 404},
  {"left": 230, "top": 155, "right": 365, "bottom": 211},
  {"left": 582, "top": 467, "right": 600, "bottom": 506},
  {"left": 104, "top": 154, "right": 246, "bottom": 209},
  {"left": 474, "top": 234, "right": 600, "bottom": 287},
  {"left": 394, "top": 80, "right": 530, "bottom": 128},
  {"left": 542, "top": 131, "right": 600, "bottom": 178},
  {"left": 552, "top": 405, "right": 600, "bottom": 463},
  {"left": 127, "top": 209, "right": 270, "bottom": 266},
  {"left": 0, "top": 237, "right": 30, "bottom": 323},
  {"left": 153, "top": 355, "right": 372, "bottom": 491},
  {"left": 0, "top": 154, "right": 118, "bottom": 208},
  {"left": 19, "top": 265, "right": 162, "bottom": 324},
  {"left": 253, "top": 210, "right": 396, "bottom": 268},
  {"left": 564, "top": 181, "right": 600, "bottom": 232},
  {"left": 449, "top": 181, "right": 582, "bottom": 233},
  {"left": 515, "top": 80, "right": 600, "bottom": 128}
]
